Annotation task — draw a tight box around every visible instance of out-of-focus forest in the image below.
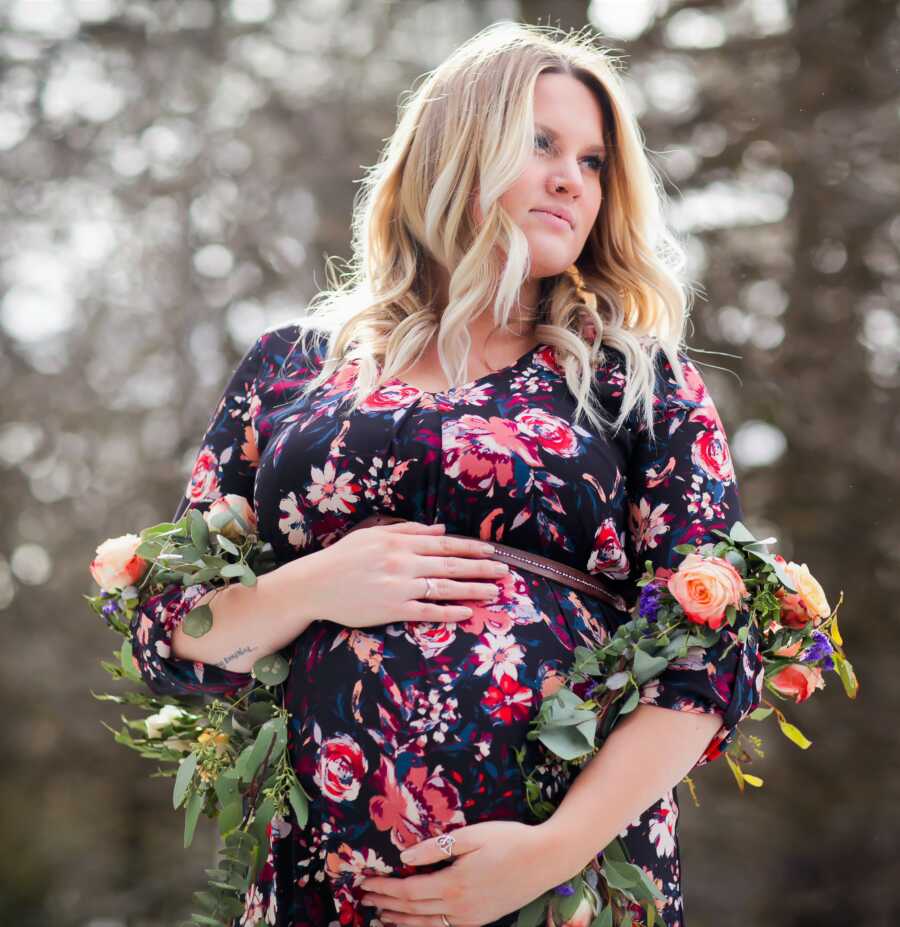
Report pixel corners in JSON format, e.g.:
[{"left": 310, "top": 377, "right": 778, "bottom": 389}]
[{"left": 0, "top": 0, "right": 895, "bottom": 925}]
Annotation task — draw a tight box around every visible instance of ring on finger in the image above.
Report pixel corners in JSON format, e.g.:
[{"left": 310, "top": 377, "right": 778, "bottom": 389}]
[{"left": 422, "top": 576, "right": 434, "bottom": 600}]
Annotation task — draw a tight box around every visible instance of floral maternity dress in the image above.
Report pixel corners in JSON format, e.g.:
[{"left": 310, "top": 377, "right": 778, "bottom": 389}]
[{"left": 131, "top": 322, "right": 764, "bottom": 927}]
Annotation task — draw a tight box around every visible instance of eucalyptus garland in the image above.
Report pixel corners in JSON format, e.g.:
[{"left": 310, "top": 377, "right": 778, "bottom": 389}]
[{"left": 88, "top": 502, "right": 857, "bottom": 927}]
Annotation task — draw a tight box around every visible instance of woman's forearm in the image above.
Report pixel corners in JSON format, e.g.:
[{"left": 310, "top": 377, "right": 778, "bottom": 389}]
[
  {"left": 534, "top": 702, "right": 723, "bottom": 884},
  {"left": 170, "top": 554, "right": 325, "bottom": 674}
]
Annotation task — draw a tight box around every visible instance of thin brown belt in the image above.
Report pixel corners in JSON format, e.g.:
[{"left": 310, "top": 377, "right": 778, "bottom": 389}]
[{"left": 350, "top": 513, "right": 628, "bottom": 612}]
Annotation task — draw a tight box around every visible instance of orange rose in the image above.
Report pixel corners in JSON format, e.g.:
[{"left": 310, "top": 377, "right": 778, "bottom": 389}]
[
  {"left": 769, "top": 663, "right": 825, "bottom": 702},
  {"left": 667, "top": 553, "right": 749, "bottom": 631}
]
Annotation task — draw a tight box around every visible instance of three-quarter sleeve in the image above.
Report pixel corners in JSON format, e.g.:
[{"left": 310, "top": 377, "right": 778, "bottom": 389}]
[
  {"left": 625, "top": 348, "right": 765, "bottom": 770},
  {"left": 130, "top": 333, "right": 269, "bottom": 698}
]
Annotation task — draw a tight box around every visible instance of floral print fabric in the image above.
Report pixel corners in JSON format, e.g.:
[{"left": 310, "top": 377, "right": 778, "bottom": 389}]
[{"left": 130, "top": 323, "right": 764, "bottom": 927}]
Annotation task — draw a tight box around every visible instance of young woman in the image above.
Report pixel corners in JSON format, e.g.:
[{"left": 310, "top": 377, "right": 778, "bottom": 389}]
[{"left": 132, "top": 21, "right": 763, "bottom": 927}]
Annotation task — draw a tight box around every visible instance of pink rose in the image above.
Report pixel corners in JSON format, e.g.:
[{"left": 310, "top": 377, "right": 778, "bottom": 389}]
[
  {"left": 89, "top": 533, "right": 149, "bottom": 593},
  {"left": 205, "top": 493, "right": 257, "bottom": 540},
  {"left": 667, "top": 552, "right": 749, "bottom": 631},
  {"left": 769, "top": 663, "right": 825, "bottom": 703}
]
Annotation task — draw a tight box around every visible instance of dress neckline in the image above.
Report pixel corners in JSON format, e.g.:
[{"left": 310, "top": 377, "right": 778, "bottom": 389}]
[{"left": 385, "top": 342, "right": 546, "bottom": 397}]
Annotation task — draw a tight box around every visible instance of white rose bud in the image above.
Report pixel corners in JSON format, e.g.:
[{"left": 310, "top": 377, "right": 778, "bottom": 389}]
[
  {"left": 204, "top": 494, "right": 257, "bottom": 541},
  {"left": 145, "top": 704, "right": 188, "bottom": 739}
]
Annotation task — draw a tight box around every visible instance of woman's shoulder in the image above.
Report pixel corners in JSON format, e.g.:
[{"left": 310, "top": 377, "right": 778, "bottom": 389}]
[{"left": 253, "top": 320, "right": 332, "bottom": 381}]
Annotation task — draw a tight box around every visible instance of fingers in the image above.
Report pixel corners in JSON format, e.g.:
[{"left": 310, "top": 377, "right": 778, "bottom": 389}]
[{"left": 382, "top": 520, "right": 447, "bottom": 534}]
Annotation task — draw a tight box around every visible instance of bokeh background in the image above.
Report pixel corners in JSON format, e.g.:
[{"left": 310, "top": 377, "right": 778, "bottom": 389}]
[{"left": 1, "top": 0, "right": 895, "bottom": 924}]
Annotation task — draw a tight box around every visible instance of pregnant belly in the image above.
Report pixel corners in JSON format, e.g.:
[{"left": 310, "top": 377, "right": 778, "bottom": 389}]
[{"left": 280, "top": 570, "right": 612, "bottom": 908}]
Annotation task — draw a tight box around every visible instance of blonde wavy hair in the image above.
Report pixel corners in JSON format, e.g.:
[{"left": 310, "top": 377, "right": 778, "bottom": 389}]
[{"left": 284, "top": 20, "right": 695, "bottom": 440}]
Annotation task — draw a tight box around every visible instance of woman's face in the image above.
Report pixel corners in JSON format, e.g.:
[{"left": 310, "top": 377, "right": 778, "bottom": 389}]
[{"left": 476, "top": 72, "right": 608, "bottom": 286}]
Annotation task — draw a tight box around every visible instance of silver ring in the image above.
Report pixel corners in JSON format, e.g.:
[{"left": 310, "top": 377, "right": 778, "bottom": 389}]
[
  {"left": 436, "top": 832, "right": 455, "bottom": 857},
  {"left": 423, "top": 577, "right": 434, "bottom": 600},
  {"left": 440, "top": 915, "right": 453, "bottom": 927}
]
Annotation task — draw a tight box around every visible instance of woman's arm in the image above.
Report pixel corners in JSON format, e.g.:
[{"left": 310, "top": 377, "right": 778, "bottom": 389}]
[
  {"left": 170, "top": 553, "right": 325, "bottom": 674},
  {"left": 533, "top": 703, "right": 721, "bottom": 881}
]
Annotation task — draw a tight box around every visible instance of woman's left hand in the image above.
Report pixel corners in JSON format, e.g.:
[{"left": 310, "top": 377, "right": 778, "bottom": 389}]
[{"left": 358, "top": 820, "right": 558, "bottom": 927}]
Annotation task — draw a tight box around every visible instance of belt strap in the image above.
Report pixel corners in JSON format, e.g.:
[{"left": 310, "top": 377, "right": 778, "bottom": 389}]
[{"left": 349, "top": 513, "right": 628, "bottom": 612}]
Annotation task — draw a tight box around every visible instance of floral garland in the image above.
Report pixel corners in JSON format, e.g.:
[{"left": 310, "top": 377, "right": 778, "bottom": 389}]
[{"left": 87, "top": 497, "right": 857, "bottom": 927}]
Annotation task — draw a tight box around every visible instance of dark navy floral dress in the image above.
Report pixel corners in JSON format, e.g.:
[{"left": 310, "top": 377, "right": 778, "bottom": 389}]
[{"left": 131, "top": 322, "right": 764, "bottom": 927}]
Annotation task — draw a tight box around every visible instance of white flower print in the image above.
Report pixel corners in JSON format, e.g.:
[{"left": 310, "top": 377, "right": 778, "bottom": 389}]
[
  {"left": 277, "top": 491, "right": 309, "bottom": 548},
  {"left": 648, "top": 790, "right": 679, "bottom": 858},
  {"left": 472, "top": 632, "right": 526, "bottom": 683},
  {"left": 240, "top": 883, "right": 264, "bottom": 926},
  {"left": 629, "top": 497, "right": 670, "bottom": 553},
  {"left": 306, "top": 459, "right": 359, "bottom": 514}
]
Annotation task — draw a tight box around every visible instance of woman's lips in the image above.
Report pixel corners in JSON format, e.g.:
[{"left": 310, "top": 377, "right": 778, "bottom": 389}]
[{"left": 531, "top": 209, "right": 572, "bottom": 231}]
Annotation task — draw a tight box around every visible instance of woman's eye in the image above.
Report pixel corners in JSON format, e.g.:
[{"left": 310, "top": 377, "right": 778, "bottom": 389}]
[
  {"left": 534, "top": 133, "right": 551, "bottom": 152},
  {"left": 585, "top": 156, "right": 606, "bottom": 173}
]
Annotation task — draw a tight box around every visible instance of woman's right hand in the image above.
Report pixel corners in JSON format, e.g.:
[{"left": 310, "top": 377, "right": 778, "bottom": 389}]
[{"left": 289, "top": 520, "right": 509, "bottom": 629}]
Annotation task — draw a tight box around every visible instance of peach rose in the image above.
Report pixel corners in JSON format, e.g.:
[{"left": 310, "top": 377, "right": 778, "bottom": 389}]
[
  {"left": 769, "top": 663, "right": 826, "bottom": 703},
  {"left": 204, "top": 493, "right": 257, "bottom": 541},
  {"left": 776, "top": 561, "right": 830, "bottom": 629},
  {"left": 89, "top": 533, "right": 149, "bottom": 593},
  {"left": 667, "top": 552, "right": 749, "bottom": 631}
]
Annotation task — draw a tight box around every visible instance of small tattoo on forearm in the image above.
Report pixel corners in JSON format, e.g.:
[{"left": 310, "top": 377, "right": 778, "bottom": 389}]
[{"left": 215, "top": 645, "right": 257, "bottom": 669}]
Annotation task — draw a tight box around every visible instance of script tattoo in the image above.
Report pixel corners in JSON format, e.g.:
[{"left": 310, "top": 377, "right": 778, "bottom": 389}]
[{"left": 214, "top": 645, "right": 257, "bottom": 669}]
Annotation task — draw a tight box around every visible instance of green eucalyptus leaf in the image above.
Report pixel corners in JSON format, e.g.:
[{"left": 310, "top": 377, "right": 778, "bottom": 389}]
[
  {"left": 601, "top": 859, "right": 641, "bottom": 891},
  {"left": 189, "top": 509, "right": 210, "bottom": 552},
  {"left": 218, "top": 799, "right": 244, "bottom": 837},
  {"left": 632, "top": 649, "right": 668, "bottom": 686},
  {"left": 173, "top": 752, "right": 198, "bottom": 809},
  {"left": 239, "top": 565, "right": 257, "bottom": 587},
  {"left": 288, "top": 776, "right": 310, "bottom": 828},
  {"left": 620, "top": 687, "right": 640, "bottom": 714},
  {"left": 251, "top": 653, "right": 290, "bottom": 686},
  {"left": 246, "top": 699, "right": 278, "bottom": 725},
  {"left": 191, "top": 891, "right": 220, "bottom": 913},
  {"left": 182, "top": 605, "right": 213, "bottom": 638},
  {"left": 556, "top": 881, "right": 584, "bottom": 920},
  {"left": 119, "top": 639, "right": 141, "bottom": 681},
  {"left": 220, "top": 563, "right": 246, "bottom": 578},
  {"left": 215, "top": 534, "right": 240, "bottom": 556},
  {"left": 515, "top": 894, "right": 547, "bottom": 927},
  {"left": 189, "top": 915, "right": 228, "bottom": 927},
  {"left": 183, "top": 790, "right": 204, "bottom": 848},
  {"left": 537, "top": 723, "right": 594, "bottom": 761}
]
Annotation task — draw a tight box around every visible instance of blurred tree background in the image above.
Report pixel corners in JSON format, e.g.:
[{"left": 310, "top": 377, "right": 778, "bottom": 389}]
[{"left": 0, "top": 0, "right": 895, "bottom": 924}]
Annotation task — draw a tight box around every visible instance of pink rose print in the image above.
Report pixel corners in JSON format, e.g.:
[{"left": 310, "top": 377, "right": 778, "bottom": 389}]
[
  {"left": 444, "top": 413, "right": 543, "bottom": 493},
  {"left": 586, "top": 516, "right": 631, "bottom": 580},
  {"left": 404, "top": 621, "right": 457, "bottom": 658},
  {"left": 360, "top": 380, "right": 423, "bottom": 412},
  {"left": 691, "top": 415, "right": 735, "bottom": 483},
  {"left": 368, "top": 755, "right": 466, "bottom": 852},
  {"left": 313, "top": 734, "right": 369, "bottom": 803},
  {"left": 515, "top": 408, "right": 580, "bottom": 457},
  {"left": 186, "top": 447, "right": 220, "bottom": 503}
]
